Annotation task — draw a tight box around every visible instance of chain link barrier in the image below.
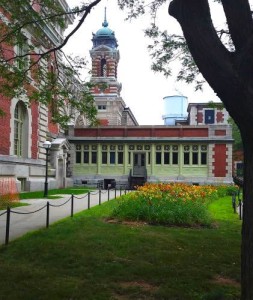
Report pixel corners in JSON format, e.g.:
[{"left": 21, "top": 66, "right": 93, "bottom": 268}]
[{"left": 1, "top": 188, "right": 130, "bottom": 246}]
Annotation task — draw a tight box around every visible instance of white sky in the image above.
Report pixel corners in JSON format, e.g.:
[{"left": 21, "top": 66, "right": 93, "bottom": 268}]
[{"left": 64, "top": 0, "right": 221, "bottom": 125}]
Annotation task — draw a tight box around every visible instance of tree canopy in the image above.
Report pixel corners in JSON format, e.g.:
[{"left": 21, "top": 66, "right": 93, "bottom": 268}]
[{"left": 0, "top": 0, "right": 102, "bottom": 128}]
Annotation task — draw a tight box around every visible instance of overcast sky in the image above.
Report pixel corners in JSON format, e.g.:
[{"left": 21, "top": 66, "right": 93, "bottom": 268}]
[{"left": 64, "top": 0, "right": 221, "bottom": 125}]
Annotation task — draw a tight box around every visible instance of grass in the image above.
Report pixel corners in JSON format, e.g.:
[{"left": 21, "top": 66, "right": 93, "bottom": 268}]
[
  {"left": 19, "top": 186, "right": 92, "bottom": 200},
  {"left": 0, "top": 195, "right": 241, "bottom": 299},
  {"left": 0, "top": 187, "right": 92, "bottom": 210},
  {"left": 0, "top": 201, "right": 28, "bottom": 210}
]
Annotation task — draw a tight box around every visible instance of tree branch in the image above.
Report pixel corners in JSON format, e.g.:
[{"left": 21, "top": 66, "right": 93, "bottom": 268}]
[
  {"left": 169, "top": 0, "right": 232, "bottom": 89},
  {"left": 220, "top": 0, "right": 253, "bottom": 52}
]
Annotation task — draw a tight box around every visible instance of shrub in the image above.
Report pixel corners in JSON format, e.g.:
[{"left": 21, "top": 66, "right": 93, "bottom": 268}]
[
  {"left": 216, "top": 185, "right": 239, "bottom": 197},
  {"left": 111, "top": 183, "right": 220, "bottom": 227}
]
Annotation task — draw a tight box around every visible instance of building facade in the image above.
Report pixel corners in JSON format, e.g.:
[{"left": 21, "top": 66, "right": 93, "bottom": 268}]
[
  {"left": 67, "top": 13, "right": 233, "bottom": 189},
  {"left": 0, "top": 1, "right": 73, "bottom": 192},
  {"left": 85, "top": 10, "right": 138, "bottom": 127}
]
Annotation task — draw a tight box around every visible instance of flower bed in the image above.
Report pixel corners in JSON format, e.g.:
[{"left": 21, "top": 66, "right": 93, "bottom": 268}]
[{"left": 111, "top": 183, "right": 237, "bottom": 227}]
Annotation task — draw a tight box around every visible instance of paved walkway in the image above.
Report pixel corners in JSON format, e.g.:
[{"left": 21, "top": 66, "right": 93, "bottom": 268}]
[{"left": 0, "top": 189, "right": 126, "bottom": 245}]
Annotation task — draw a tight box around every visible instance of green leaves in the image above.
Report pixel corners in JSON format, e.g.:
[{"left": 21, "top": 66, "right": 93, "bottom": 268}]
[{"left": 0, "top": 1, "right": 100, "bottom": 128}]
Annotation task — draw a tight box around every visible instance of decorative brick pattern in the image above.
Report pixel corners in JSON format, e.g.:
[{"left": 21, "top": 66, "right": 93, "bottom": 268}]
[
  {"left": 216, "top": 111, "right": 224, "bottom": 123},
  {"left": 212, "top": 144, "right": 227, "bottom": 177},
  {"left": 214, "top": 130, "right": 226, "bottom": 136},
  {"left": 0, "top": 96, "right": 11, "bottom": 155}
]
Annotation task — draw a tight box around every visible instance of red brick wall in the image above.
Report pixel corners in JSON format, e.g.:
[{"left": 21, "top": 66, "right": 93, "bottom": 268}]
[
  {"left": 48, "top": 108, "right": 59, "bottom": 135},
  {"left": 99, "top": 119, "right": 109, "bottom": 126},
  {"left": 0, "top": 96, "right": 11, "bottom": 155},
  {"left": 197, "top": 112, "right": 203, "bottom": 124},
  {"left": 30, "top": 101, "right": 39, "bottom": 159},
  {"left": 215, "top": 130, "right": 226, "bottom": 136},
  {"left": 216, "top": 111, "right": 224, "bottom": 123},
  {"left": 213, "top": 144, "right": 227, "bottom": 177},
  {"left": 74, "top": 126, "right": 209, "bottom": 138}
]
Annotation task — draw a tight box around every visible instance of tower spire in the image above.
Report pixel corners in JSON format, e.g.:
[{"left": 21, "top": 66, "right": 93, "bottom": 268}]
[{"left": 102, "top": 7, "right": 108, "bottom": 27}]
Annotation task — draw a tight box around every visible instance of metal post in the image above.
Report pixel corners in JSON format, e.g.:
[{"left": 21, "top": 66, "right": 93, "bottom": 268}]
[
  {"left": 88, "top": 192, "right": 90, "bottom": 209},
  {"left": 44, "top": 147, "right": 49, "bottom": 197},
  {"left": 108, "top": 188, "right": 110, "bottom": 201},
  {"left": 71, "top": 194, "right": 74, "bottom": 217},
  {"left": 99, "top": 189, "right": 101, "bottom": 205},
  {"left": 46, "top": 201, "right": 50, "bottom": 228},
  {"left": 239, "top": 199, "right": 242, "bottom": 220},
  {"left": 114, "top": 188, "right": 117, "bottom": 199},
  {"left": 5, "top": 207, "right": 10, "bottom": 245},
  {"left": 120, "top": 186, "right": 122, "bottom": 196},
  {"left": 232, "top": 194, "right": 236, "bottom": 213}
]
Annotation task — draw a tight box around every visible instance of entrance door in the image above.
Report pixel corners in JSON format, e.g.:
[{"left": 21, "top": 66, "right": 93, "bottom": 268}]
[{"left": 133, "top": 153, "right": 146, "bottom": 176}]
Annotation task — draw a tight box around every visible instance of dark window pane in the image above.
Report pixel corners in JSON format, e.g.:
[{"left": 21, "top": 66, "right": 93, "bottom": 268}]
[
  {"left": 141, "top": 154, "right": 145, "bottom": 166},
  {"left": 201, "top": 153, "right": 207, "bottom": 165},
  {"left": 118, "top": 152, "right": 123, "bottom": 164},
  {"left": 184, "top": 152, "right": 190, "bottom": 165},
  {"left": 205, "top": 110, "right": 215, "bottom": 124},
  {"left": 83, "top": 151, "right": 89, "bottom": 163},
  {"left": 134, "top": 154, "right": 138, "bottom": 165},
  {"left": 110, "top": 152, "right": 115, "bottom": 164},
  {"left": 172, "top": 152, "right": 178, "bottom": 165},
  {"left": 148, "top": 152, "right": 151, "bottom": 165},
  {"left": 92, "top": 152, "right": 97, "bottom": 164},
  {"left": 192, "top": 152, "right": 198, "bottom": 165},
  {"left": 164, "top": 152, "right": 170, "bottom": 164},
  {"left": 76, "top": 152, "right": 81, "bottom": 163},
  {"left": 156, "top": 152, "right": 161, "bottom": 164},
  {"left": 128, "top": 152, "right": 131, "bottom": 164},
  {"left": 102, "top": 152, "right": 107, "bottom": 164}
]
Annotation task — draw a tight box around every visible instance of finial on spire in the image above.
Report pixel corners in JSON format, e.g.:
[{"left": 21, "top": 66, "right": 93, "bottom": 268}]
[{"left": 102, "top": 7, "right": 108, "bottom": 27}]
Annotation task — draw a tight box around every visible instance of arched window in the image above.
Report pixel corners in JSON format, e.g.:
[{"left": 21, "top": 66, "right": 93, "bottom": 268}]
[
  {"left": 14, "top": 101, "right": 27, "bottom": 157},
  {"left": 100, "top": 58, "right": 107, "bottom": 77}
]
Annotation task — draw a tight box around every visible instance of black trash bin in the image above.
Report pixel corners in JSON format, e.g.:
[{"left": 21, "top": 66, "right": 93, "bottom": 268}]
[{"left": 104, "top": 179, "right": 116, "bottom": 189}]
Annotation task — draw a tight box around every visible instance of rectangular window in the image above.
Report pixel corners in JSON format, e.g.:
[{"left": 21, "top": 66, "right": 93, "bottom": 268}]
[
  {"left": 192, "top": 152, "right": 199, "bottom": 165},
  {"left": 91, "top": 152, "right": 97, "bottom": 164},
  {"left": 128, "top": 152, "right": 131, "bottom": 164},
  {"left": 110, "top": 152, "right": 115, "bottom": 164},
  {"left": 201, "top": 152, "right": 207, "bottom": 165},
  {"left": 83, "top": 151, "right": 89, "bottom": 164},
  {"left": 16, "top": 37, "right": 29, "bottom": 70},
  {"left": 148, "top": 152, "right": 151, "bottom": 165},
  {"left": 156, "top": 152, "right": 162, "bottom": 164},
  {"left": 76, "top": 152, "right": 81, "bottom": 163},
  {"left": 98, "top": 105, "right": 106, "bottom": 110},
  {"left": 172, "top": 152, "right": 178, "bottom": 165},
  {"left": 164, "top": 152, "right": 170, "bottom": 164},
  {"left": 102, "top": 152, "right": 107, "bottom": 164},
  {"left": 118, "top": 152, "right": 123, "bottom": 164},
  {"left": 205, "top": 109, "right": 215, "bottom": 124}
]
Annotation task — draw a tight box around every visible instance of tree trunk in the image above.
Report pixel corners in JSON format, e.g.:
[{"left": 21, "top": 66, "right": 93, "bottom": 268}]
[
  {"left": 241, "top": 129, "right": 253, "bottom": 299},
  {"left": 169, "top": 0, "right": 253, "bottom": 298}
]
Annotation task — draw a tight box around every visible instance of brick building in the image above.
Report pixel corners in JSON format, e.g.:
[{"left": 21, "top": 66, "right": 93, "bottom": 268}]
[
  {"left": 67, "top": 13, "right": 233, "bottom": 188},
  {"left": 0, "top": 6, "right": 234, "bottom": 192},
  {"left": 0, "top": 1, "right": 73, "bottom": 191}
]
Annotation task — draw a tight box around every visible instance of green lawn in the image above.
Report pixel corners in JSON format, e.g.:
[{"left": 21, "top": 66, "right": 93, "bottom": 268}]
[
  {"left": 0, "top": 196, "right": 241, "bottom": 299},
  {"left": 19, "top": 186, "right": 92, "bottom": 199},
  {"left": 0, "top": 187, "right": 92, "bottom": 210}
]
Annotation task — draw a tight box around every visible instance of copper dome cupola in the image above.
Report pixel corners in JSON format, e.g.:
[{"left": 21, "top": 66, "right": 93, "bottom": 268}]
[{"left": 92, "top": 8, "right": 118, "bottom": 49}]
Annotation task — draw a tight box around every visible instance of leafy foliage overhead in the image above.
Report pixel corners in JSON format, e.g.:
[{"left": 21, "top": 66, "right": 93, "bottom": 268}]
[
  {"left": 0, "top": 0, "right": 102, "bottom": 128},
  {"left": 118, "top": 0, "right": 253, "bottom": 92}
]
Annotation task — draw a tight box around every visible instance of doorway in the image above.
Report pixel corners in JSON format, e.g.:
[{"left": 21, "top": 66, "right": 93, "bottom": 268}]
[{"left": 133, "top": 153, "right": 146, "bottom": 176}]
